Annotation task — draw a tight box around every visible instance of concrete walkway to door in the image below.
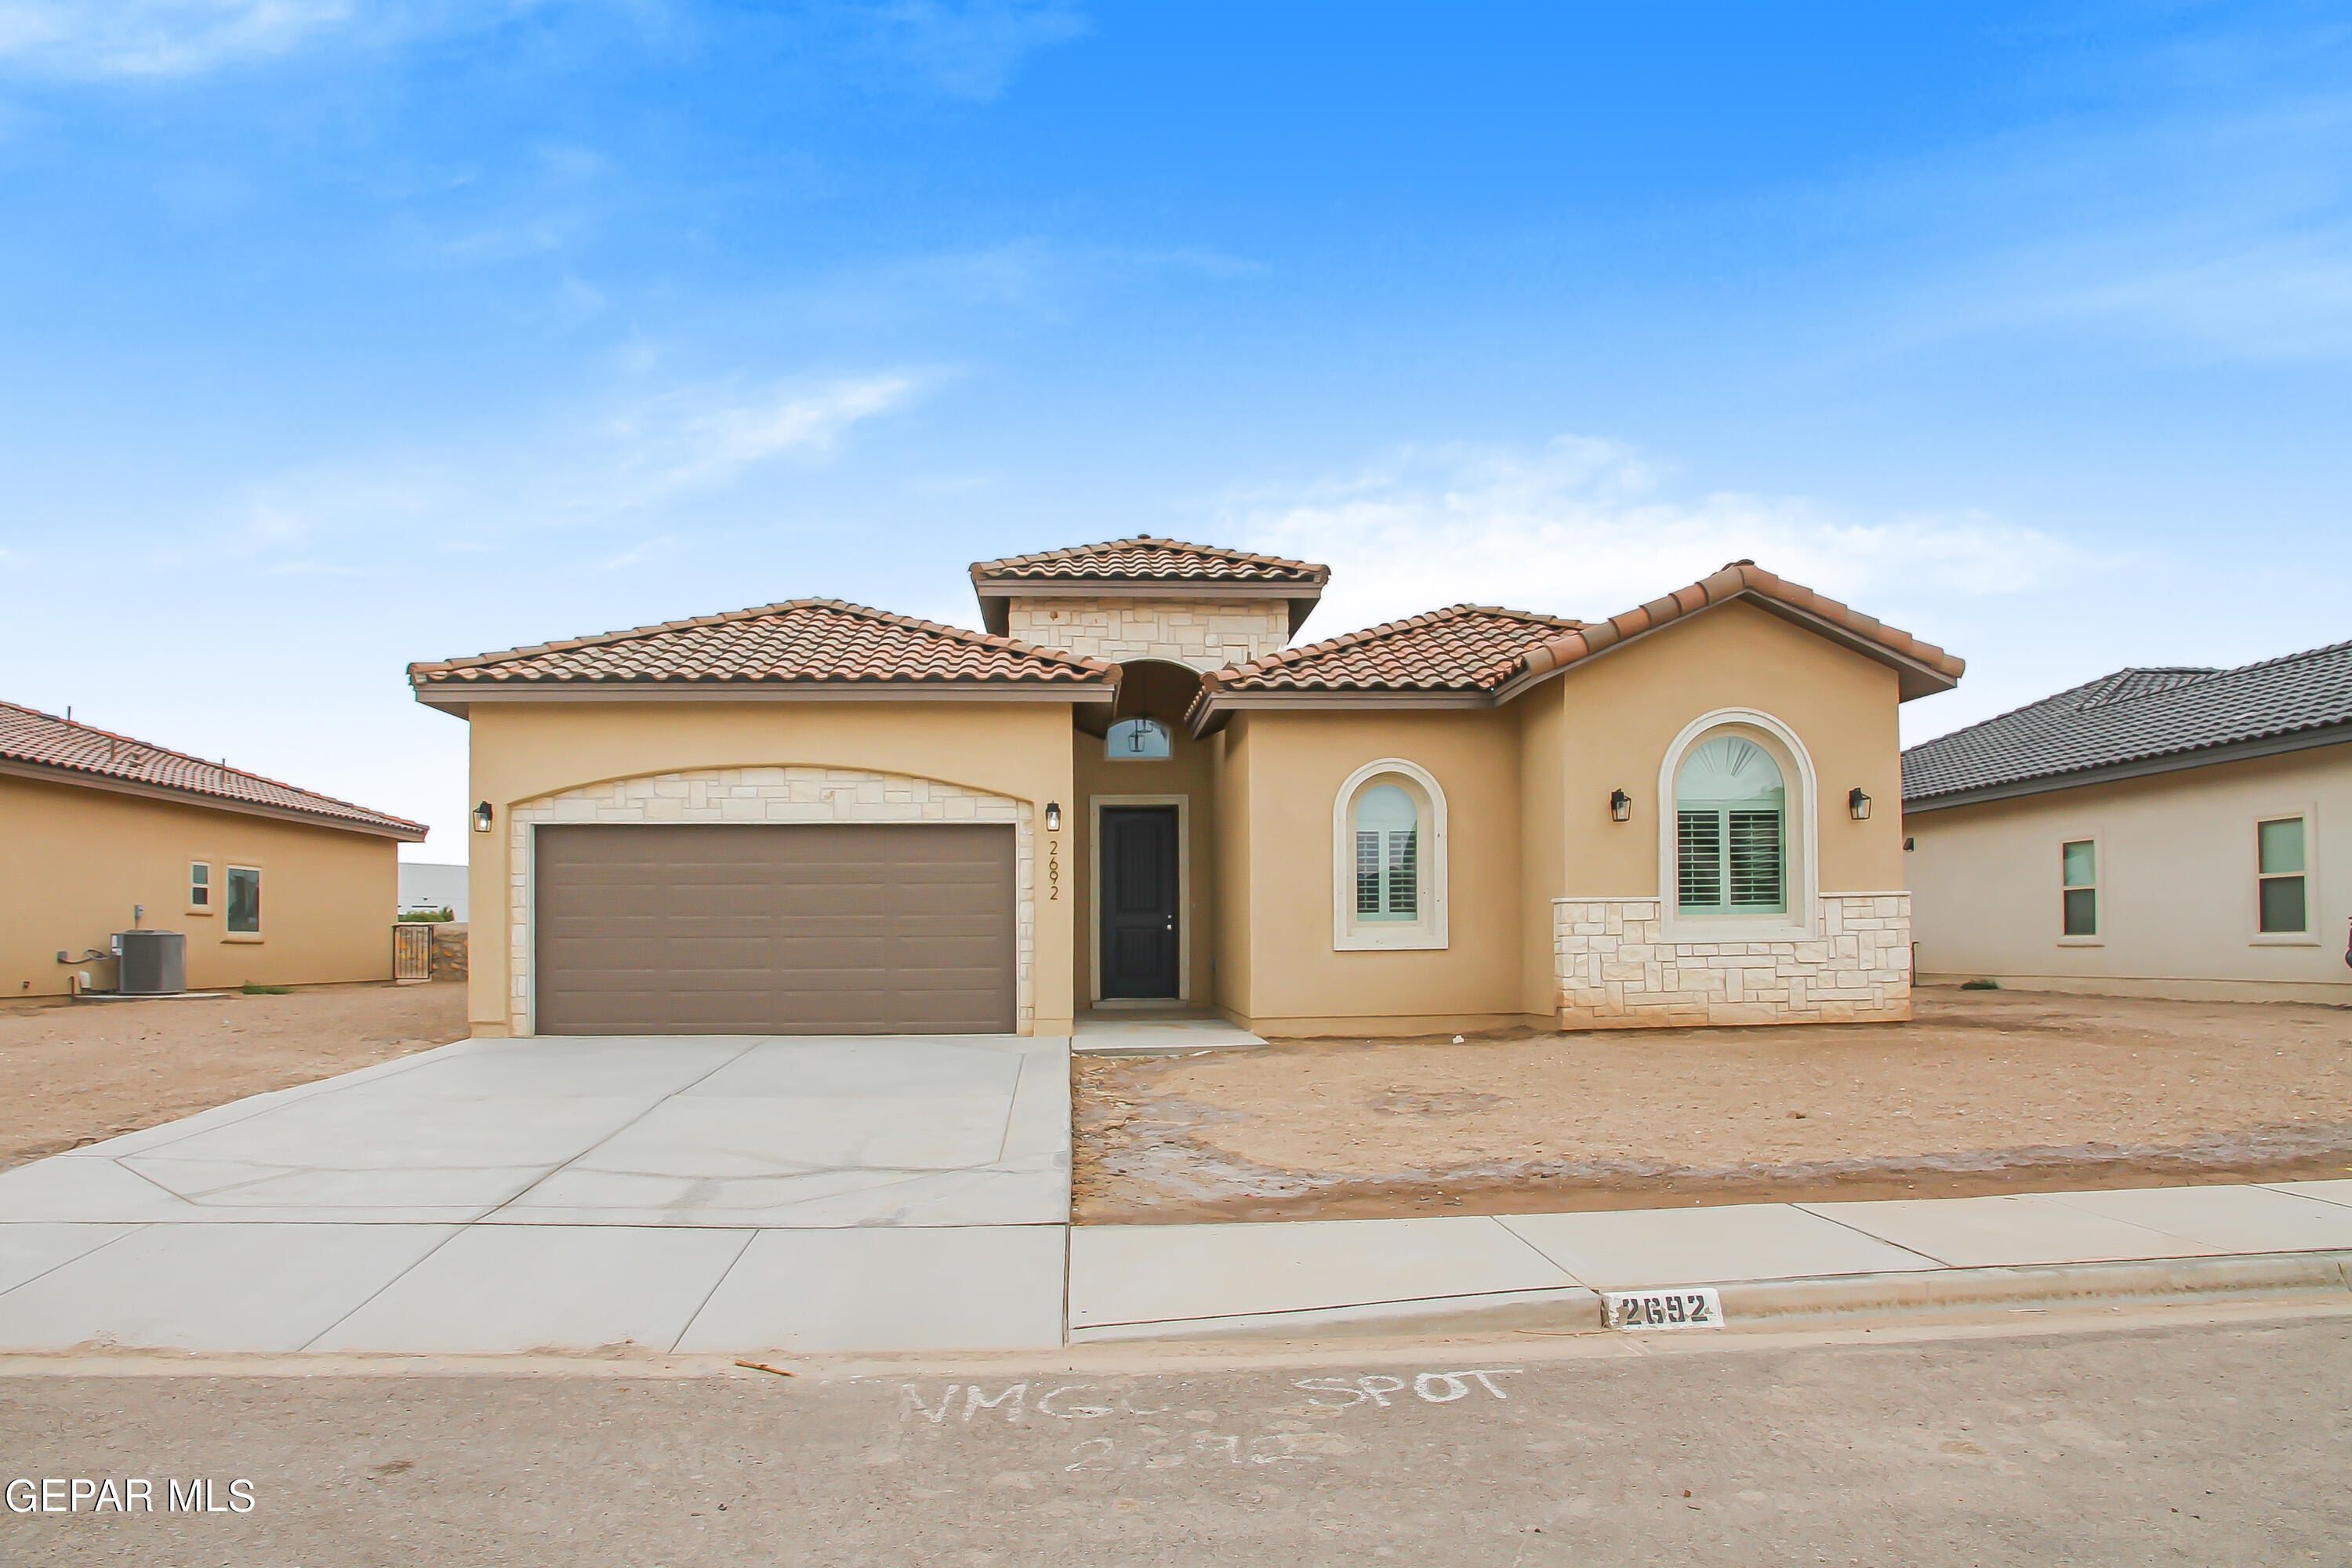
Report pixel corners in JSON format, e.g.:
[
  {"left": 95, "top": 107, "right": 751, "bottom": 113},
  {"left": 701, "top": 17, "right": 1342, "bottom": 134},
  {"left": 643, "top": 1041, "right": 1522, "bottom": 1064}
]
[{"left": 0, "top": 1034, "right": 1069, "bottom": 1356}]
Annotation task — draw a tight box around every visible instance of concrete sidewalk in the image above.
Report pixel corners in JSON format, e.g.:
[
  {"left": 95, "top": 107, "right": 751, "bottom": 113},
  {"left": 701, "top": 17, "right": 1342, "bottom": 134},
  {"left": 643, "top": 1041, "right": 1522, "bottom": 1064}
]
[{"left": 1068, "top": 1180, "right": 2352, "bottom": 1341}]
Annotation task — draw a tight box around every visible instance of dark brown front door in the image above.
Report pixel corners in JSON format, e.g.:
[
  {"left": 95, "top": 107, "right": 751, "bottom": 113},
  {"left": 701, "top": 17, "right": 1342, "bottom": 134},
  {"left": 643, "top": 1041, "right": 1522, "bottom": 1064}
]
[
  {"left": 533, "top": 823, "right": 1017, "bottom": 1035},
  {"left": 1100, "top": 806, "right": 1180, "bottom": 999}
]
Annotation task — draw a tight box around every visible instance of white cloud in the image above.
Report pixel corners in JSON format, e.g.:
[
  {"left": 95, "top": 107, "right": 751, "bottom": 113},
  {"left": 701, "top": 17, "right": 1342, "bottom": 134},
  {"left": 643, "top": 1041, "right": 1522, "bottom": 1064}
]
[
  {"left": 604, "top": 373, "right": 925, "bottom": 499},
  {"left": 829, "top": 0, "right": 1089, "bottom": 101},
  {"left": 0, "top": 0, "right": 353, "bottom": 77},
  {"left": 1227, "top": 436, "right": 2092, "bottom": 639}
]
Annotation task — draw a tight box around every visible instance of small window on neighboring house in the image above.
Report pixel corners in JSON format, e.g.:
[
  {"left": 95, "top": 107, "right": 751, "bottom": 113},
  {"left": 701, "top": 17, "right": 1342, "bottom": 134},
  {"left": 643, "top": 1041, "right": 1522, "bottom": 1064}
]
[
  {"left": 1353, "top": 784, "right": 1420, "bottom": 921},
  {"left": 1106, "top": 717, "right": 1171, "bottom": 760},
  {"left": 227, "top": 866, "right": 262, "bottom": 935},
  {"left": 1675, "top": 735, "right": 1786, "bottom": 913},
  {"left": 190, "top": 862, "right": 210, "bottom": 908},
  {"left": 2258, "top": 818, "right": 2307, "bottom": 933},
  {"left": 2061, "top": 840, "right": 2097, "bottom": 936}
]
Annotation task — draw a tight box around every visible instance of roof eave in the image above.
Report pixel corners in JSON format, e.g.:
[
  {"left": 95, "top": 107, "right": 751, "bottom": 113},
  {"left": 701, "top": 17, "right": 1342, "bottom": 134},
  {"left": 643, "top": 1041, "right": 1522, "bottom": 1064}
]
[
  {"left": 1903, "top": 721, "right": 2352, "bottom": 813},
  {"left": 1491, "top": 590, "right": 1963, "bottom": 706},
  {"left": 0, "top": 756, "right": 427, "bottom": 842},
  {"left": 412, "top": 678, "right": 1120, "bottom": 713},
  {"left": 1186, "top": 686, "right": 1494, "bottom": 738}
]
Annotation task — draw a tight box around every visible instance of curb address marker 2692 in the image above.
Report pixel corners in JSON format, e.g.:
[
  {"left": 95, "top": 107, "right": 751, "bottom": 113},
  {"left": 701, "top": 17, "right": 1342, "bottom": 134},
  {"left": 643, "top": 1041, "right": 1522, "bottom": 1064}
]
[{"left": 1605, "top": 1288, "right": 1726, "bottom": 1330}]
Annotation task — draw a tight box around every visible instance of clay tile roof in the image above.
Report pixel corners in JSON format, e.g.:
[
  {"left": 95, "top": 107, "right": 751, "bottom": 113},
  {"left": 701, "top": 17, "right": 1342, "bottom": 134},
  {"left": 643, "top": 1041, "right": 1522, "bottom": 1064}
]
[
  {"left": 408, "top": 597, "right": 1116, "bottom": 693},
  {"left": 1519, "top": 560, "right": 1966, "bottom": 703},
  {"left": 1203, "top": 604, "right": 1584, "bottom": 694},
  {"left": 1903, "top": 638, "right": 2352, "bottom": 806},
  {"left": 970, "top": 535, "right": 1328, "bottom": 586},
  {"left": 0, "top": 700, "right": 426, "bottom": 840}
]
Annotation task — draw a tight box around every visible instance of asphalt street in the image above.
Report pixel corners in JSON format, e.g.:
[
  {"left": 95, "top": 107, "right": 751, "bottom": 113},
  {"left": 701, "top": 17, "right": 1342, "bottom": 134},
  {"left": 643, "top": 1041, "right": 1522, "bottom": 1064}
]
[{"left": 3, "top": 1311, "right": 2347, "bottom": 1566}]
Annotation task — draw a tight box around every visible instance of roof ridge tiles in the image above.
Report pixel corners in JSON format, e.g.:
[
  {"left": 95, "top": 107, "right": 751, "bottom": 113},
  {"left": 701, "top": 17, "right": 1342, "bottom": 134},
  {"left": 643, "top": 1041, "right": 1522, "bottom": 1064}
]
[
  {"left": 412, "top": 597, "right": 1114, "bottom": 681},
  {"left": 969, "top": 533, "right": 1330, "bottom": 583}
]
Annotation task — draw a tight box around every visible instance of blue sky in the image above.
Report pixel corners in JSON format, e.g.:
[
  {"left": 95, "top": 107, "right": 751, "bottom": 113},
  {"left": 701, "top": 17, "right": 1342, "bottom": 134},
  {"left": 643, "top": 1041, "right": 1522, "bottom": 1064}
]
[{"left": 2, "top": 1, "right": 2346, "bottom": 856}]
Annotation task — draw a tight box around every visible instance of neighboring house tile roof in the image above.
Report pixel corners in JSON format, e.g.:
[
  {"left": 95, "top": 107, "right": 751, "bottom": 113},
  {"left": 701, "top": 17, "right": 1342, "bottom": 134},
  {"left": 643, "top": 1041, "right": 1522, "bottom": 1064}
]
[
  {"left": 970, "top": 535, "right": 1328, "bottom": 585},
  {"left": 409, "top": 597, "right": 1116, "bottom": 702},
  {"left": 0, "top": 700, "right": 426, "bottom": 840},
  {"left": 1189, "top": 560, "right": 1963, "bottom": 731},
  {"left": 1903, "top": 638, "right": 2352, "bottom": 808},
  {"left": 1202, "top": 604, "right": 1584, "bottom": 694}
]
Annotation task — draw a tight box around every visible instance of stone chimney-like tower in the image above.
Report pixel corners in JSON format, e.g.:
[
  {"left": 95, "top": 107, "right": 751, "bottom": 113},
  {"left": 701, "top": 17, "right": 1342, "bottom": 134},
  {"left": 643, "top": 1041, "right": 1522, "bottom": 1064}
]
[{"left": 967, "top": 535, "right": 1328, "bottom": 673}]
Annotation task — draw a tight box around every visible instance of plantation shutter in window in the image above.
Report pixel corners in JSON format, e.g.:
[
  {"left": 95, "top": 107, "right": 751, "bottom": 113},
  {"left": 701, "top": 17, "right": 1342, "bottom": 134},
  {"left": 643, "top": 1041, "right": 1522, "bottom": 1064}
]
[
  {"left": 1352, "top": 783, "right": 1421, "bottom": 922},
  {"left": 1727, "top": 809, "right": 1784, "bottom": 909},
  {"left": 1677, "top": 811, "right": 1722, "bottom": 906}
]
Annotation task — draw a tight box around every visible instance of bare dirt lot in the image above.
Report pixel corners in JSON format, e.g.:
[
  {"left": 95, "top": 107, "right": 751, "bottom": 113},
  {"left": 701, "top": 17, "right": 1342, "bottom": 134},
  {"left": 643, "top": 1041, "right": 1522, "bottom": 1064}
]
[
  {"left": 1073, "top": 987, "right": 2352, "bottom": 1222},
  {"left": 0, "top": 982, "right": 469, "bottom": 1168}
]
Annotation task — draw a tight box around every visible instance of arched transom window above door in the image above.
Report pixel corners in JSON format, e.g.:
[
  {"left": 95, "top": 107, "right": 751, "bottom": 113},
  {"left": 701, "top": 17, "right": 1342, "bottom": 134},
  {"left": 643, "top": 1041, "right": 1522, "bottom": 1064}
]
[
  {"left": 1105, "top": 717, "right": 1172, "bottom": 759},
  {"left": 1675, "top": 734, "right": 1787, "bottom": 913},
  {"left": 1332, "top": 759, "right": 1449, "bottom": 950}
]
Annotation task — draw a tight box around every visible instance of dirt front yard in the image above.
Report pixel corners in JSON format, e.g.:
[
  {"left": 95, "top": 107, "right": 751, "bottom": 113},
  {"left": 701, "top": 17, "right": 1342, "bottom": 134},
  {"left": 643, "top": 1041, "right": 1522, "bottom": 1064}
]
[
  {"left": 1073, "top": 987, "right": 2352, "bottom": 1222},
  {"left": 0, "top": 982, "right": 469, "bottom": 1168}
]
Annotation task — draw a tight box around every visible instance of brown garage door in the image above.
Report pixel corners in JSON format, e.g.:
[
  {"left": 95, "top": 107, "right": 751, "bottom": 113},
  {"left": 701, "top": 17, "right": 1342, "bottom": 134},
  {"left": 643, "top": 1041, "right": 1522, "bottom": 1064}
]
[{"left": 533, "top": 823, "right": 1017, "bottom": 1036}]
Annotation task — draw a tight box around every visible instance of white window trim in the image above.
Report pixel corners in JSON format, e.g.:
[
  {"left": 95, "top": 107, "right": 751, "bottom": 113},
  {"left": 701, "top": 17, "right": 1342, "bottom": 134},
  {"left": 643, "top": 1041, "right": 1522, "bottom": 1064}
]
[
  {"left": 187, "top": 858, "right": 215, "bottom": 917},
  {"left": 1332, "top": 758, "right": 1449, "bottom": 952},
  {"left": 2251, "top": 804, "right": 2321, "bottom": 946},
  {"left": 1656, "top": 710, "right": 1816, "bottom": 942},
  {"left": 2057, "top": 833, "right": 2101, "bottom": 943},
  {"left": 1088, "top": 794, "right": 1192, "bottom": 1004}
]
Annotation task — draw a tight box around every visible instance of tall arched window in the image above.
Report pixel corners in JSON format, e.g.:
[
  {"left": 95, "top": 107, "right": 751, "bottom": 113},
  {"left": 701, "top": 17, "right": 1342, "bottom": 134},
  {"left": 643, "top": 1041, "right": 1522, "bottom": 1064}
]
[
  {"left": 1675, "top": 735, "right": 1786, "bottom": 913},
  {"left": 1333, "top": 760, "right": 1449, "bottom": 949}
]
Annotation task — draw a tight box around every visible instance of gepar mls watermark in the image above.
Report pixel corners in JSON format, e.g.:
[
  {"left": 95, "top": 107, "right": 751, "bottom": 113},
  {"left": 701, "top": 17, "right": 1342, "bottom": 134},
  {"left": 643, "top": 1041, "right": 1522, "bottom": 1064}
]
[{"left": 8, "top": 1477, "right": 256, "bottom": 1514}]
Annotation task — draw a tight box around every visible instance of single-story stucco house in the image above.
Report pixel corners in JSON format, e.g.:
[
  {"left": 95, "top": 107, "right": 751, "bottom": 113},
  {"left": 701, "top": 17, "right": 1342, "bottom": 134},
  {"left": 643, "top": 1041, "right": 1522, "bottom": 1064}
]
[
  {"left": 409, "top": 537, "right": 1964, "bottom": 1040},
  {"left": 1, "top": 701, "right": 427, "bottom": 996},
  {"left": 1904, "top": 638, "right": 2350, "bottom": 1004}
]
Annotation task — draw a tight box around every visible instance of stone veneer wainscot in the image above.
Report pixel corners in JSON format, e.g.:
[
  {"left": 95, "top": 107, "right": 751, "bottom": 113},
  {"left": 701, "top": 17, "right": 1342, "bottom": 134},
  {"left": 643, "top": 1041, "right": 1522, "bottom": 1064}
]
[
  {"left": 506, "top": 768, "right": 1036, "bottom": 1038},
  {"left": 1553, "top": 894, "right": 1913, "bottom": 1028}
]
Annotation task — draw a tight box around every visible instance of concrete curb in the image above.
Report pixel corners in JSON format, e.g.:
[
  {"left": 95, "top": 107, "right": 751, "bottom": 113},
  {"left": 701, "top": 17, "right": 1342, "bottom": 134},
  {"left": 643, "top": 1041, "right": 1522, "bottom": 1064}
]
[
  {"left": 1713, "top": 1250, "right": 2352, "bottom": 1324},
  {"left": 1083, "top": 1250, "right": 2352, "bottom": 1343}
]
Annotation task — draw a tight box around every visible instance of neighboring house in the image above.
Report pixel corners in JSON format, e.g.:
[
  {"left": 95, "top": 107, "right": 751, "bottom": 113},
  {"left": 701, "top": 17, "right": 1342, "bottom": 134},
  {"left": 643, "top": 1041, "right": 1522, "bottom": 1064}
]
[
  {"left": 1, "top": 702, "right": 427, "bottom": 996},
  {"left": 398, "top": 862, "right": 470, "bottom": 921},
  {"left": 1902, "top": 641, "right": 2351, "bottom": 1004},
  {"left": 409, "top": 537, "right": 1961, "bottom": 1040}
]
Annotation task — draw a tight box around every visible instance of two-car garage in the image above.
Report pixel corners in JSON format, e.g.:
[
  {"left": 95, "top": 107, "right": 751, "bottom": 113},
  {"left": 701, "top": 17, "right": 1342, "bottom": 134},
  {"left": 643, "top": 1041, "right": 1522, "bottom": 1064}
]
[{"left": 531, "top": 823, "right": 1019, "bottom": 1036}]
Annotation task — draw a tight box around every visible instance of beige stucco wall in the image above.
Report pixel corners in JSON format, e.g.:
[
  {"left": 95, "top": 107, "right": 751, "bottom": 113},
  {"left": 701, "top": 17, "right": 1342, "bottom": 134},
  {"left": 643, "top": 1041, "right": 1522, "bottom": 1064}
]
[
  {"left": 1546, "top": 598, "right": 1907, "bottom": 901},
  {"left": 1070, "top": 715, "right": 1219, "bottom": 1011},
  {"left": 461, "top": 700, "right": 1078, "bottom": 1037},
  {"left": 1906, "top": 740, "right": 2351, "bottom": 1003},
  {"left": 0, "top": 773, "right": 400, "bottom": 996},
  {"left": 1004, "top": 596, "right": 1290, "bottom": 672},
  {"left": 1215, "top": 706, "right": 1537, "bottom": 1036}
]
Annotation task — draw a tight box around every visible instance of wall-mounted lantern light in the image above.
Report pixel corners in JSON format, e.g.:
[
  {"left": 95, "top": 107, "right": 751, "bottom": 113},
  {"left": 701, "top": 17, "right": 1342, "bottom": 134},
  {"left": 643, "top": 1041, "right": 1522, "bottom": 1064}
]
[
  {"left": 1609, "top": 789, "right": 1632, "bottom": 822},
  {"left": 1044, "top": 801, "right": 1062, "bottom": 832},
  {"left": 1848, "top": 788, "right": 1872, "bottom": 821},
  {"left": 472, "top": 800, "right": 495, "bottom": 833}
]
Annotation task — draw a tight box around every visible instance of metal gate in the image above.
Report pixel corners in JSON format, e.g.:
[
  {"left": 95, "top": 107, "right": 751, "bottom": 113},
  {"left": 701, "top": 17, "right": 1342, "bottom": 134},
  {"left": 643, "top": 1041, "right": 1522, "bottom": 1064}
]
[{"left": 393, "top": 922, "right": 434, "bottom": 982}]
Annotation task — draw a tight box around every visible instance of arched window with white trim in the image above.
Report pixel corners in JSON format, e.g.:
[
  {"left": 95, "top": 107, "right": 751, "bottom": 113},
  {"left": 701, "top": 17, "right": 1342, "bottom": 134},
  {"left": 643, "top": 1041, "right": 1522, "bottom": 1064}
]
[
  {"left": 1333, "top": 760, "right": 1449, "bottom": 949},
  {"left": 1675, "top": 734, "right": 1787, "bottom": 913}
]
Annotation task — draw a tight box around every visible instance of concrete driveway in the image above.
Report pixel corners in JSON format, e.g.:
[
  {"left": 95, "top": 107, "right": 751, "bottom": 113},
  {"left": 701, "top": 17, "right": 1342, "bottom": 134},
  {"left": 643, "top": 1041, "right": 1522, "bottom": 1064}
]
[{"left": 0, "top": 1033, "right": 1069, "bottom": 1356}]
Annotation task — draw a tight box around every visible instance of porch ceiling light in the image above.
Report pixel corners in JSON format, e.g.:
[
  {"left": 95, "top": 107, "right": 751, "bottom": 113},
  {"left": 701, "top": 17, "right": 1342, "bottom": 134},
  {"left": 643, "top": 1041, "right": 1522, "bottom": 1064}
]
[
  {"left": 472, "top": 800, "right": 495, "bottom": 833},
  {"left": 1609, "top": 789, "right": 1632, "bottom": 822},
  {"left": 1848, "top": 787, "right": 1871, "bottom": 821},
  {"left": 1045, "top": 801, "right": 1062, "bottom": 832}
]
